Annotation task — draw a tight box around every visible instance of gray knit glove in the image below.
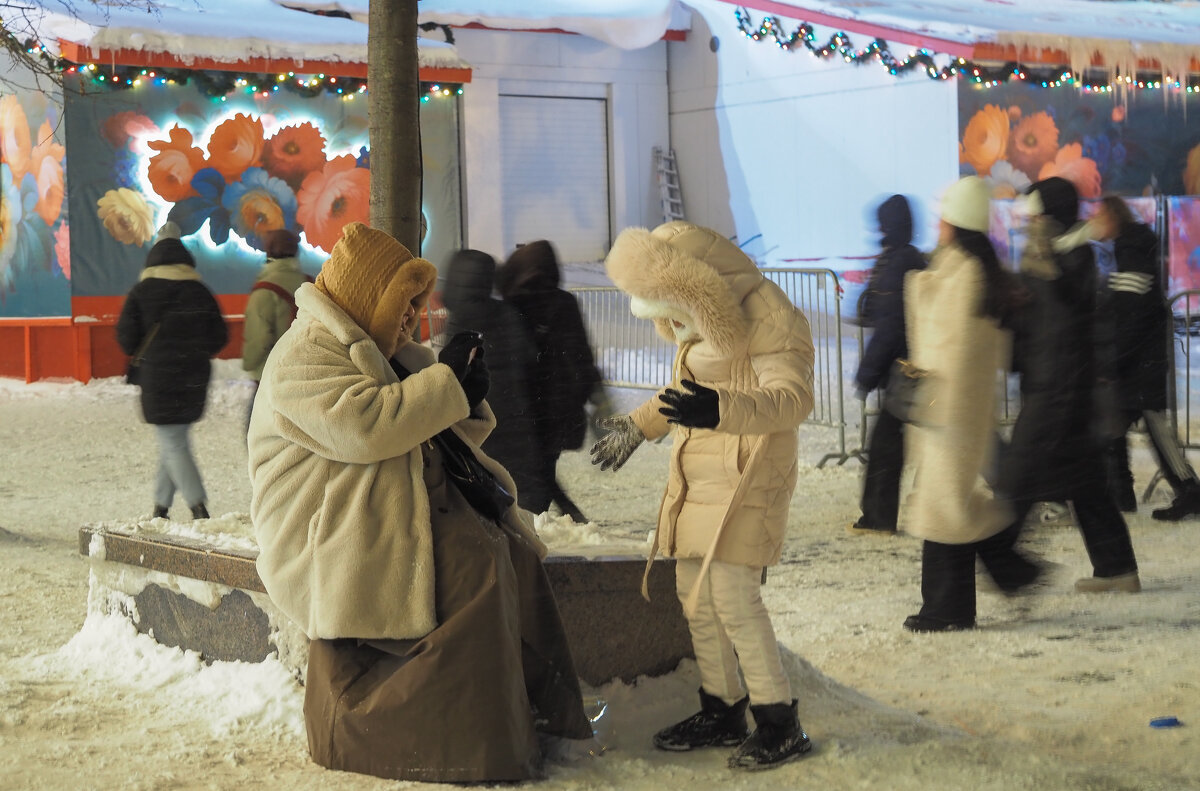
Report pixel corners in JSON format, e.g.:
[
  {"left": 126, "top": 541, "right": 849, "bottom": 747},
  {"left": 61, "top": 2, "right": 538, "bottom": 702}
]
[{"left": 590, "top": 415, "right": 644, "bottom": 472}]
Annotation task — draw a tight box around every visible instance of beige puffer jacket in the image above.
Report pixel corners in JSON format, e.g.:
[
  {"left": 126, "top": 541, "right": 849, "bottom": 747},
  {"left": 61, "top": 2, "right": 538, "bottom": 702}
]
[
  {"left": 605, "top": 222, "right": 815, "bottom": 580},
  {"left": 249, "top": 283, "right": 544, "bottom": 641}
]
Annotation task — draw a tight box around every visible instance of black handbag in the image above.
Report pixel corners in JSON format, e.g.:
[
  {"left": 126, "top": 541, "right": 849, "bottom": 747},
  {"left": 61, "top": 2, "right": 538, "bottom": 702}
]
[
  {"left": 432, "top": 429, "right": 515, "bottom": 522},
  {"left": 883, "top": 358, "right": 933, "bottom": 425},
  {"left": 388, "top": 358, "right": 514, "bottom": 522},
  {"left": 125, "top": 322, "right": 161, "bottom": 386}
]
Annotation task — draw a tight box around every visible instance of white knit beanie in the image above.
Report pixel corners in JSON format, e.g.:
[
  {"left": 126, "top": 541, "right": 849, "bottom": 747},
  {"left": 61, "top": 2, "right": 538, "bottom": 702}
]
[{"left": 939, "top": 176, "right": 991, "bottom": 233}]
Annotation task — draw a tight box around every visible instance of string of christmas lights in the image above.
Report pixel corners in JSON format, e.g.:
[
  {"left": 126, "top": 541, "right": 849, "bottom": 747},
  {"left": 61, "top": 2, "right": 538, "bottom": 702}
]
[
  {"left": 6, "top": 32, "right": 463, "bottom": 101},
  {"left": 734, "top": 7, "right": 1200, "bottom": 93}
]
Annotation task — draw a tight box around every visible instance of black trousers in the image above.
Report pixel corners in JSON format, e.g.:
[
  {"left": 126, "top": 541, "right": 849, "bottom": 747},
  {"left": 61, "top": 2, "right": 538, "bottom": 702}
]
[
  {"left": 523, "top": 451, "right": 587, "bottom": 522},
  {"left": 1108, "top": 409, "right": 1199, "bottom": 497},
  {"left": 918, "top": 523, "right": 1037, "bottom": 624},
  {"left": 860, "top": 408, "right": 904, "bottom": 529}
]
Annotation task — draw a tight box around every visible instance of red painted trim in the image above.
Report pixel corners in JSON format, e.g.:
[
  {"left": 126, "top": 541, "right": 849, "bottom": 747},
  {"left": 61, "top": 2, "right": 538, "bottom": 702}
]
[
  {"left": 972, "top": 42, "right": 1200, "bottom": 74},
  {"left": 713, "top": 0, "right": 974, "bottom": 58},
  {"left": 0, "top": 317, "right": 72, "bottom": 326},
  {"left": 57, "top": 40, "right": 473, "bottom": 83},
  {"left": 455, "top": 21, "right": 686, "bottom": 43}
]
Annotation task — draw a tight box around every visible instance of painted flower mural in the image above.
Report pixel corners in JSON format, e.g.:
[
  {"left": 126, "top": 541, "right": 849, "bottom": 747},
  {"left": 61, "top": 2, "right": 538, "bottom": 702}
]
[
  {"left": 147, "top": 126, "right": 206, "bottom": 202},
  {"left": 97, "top": 187, "right": 156, "bottom": 246},
  {"left": 296, "top": 155, "right": 370, "bottom": 253},
  {"left": 958, "top": 103, "right": 1008, "bottom": 177},
  {"left": 0, "top": 95, "right": 65, "bottom": 298},
  {"left": 142, "top": 112, "right": 370, "bottom": 253},
  {"left": 959, "top": 102, "right": 1102, "bottom": 200}
]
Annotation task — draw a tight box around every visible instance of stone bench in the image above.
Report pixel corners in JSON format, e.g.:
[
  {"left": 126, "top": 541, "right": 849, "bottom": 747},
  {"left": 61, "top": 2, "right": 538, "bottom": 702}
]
[{"left": 79, "top": 526, "right": 693, "bottom": 686}]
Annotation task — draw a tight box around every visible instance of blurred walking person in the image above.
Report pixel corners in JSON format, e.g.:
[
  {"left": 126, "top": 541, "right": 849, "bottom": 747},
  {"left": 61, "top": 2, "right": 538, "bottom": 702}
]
[
  {"left": 441, "top": 248, "right": 548, "bottom": 511},
  {"left": 849, "top": 194, "right": 927, "bottom": 536},
  {"left": 117, "top": 236, "right": 228, "bottom": 521},
  {"left": 999, "top": 178, "right": 1140, "bottom": 594},
  {"left": 1090, "top": 195, "right": 1200, "bottom": 520},
  {"left": 901, "top": 176, "right": 1041, "bottom": 633},
  {"left": 498, "top": 240, "right": 601, "bottom": 522}
]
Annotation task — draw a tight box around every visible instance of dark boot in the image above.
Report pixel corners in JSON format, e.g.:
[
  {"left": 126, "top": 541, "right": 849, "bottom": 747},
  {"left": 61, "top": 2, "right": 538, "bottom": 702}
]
[
  {"left": 1152, "top": 486, "right": 1200, "bottom": 521},
  {"left": 152, "top": 505, "right": 169, "bottom": 520},
  {"left": 728, "top": 699, "right": 812, "bottom": 770},
  {"left": 653, "top": 688, "right": 749, "bottom": 751},
  {"left": 190, "top": 503, "right": 210, "bottom": 520}
]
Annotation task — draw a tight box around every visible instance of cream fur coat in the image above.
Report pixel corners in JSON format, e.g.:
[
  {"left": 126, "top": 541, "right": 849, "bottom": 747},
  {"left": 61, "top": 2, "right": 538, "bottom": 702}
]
[
  {"left": 902, "top": 244, "right": 1012, "bottom": 544},
  {"left": 248, "top": 284, "right": 543, "bottom": 641},
  {"left": 606, "top": 222, "right": 815, "bottom": 570}
]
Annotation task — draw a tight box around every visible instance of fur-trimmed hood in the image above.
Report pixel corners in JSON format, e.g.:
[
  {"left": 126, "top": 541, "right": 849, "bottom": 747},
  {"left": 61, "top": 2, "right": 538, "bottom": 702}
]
[{"left": 604, "top": 222, "right": 756, "bottom": 355}]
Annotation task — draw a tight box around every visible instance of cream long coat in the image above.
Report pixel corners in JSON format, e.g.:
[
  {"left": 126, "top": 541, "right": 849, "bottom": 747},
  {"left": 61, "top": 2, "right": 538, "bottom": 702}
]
[
  {"left": 902, "top": 243, "right": 1012, "bottom": 544},
  {"left": 248, "top": 284, "right": 544, "bottom": 641},
  {"left": 606, "top": 223, "right": 815, "bottom": 573}
]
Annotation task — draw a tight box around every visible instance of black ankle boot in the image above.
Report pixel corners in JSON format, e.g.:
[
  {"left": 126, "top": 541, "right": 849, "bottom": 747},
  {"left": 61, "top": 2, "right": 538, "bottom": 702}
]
[
  {"left": 1152, "top": 487, "right": 1200, "bottom": 521},
  {"left": 190, "top": 503, "right": 210, "bottom": 520},
  {"left": 728, "top": 699, "right": 812, "bottom": 770},
  {"left": 152, "top": 505, "right": 169, "bottom": 520},
  {"left": 653, "top": 688, "right": 749, "bottom": 751}
]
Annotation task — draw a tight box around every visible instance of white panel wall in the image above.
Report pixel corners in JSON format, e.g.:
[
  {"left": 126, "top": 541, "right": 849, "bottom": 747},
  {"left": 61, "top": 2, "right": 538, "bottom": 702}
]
[
  {"left": 453, "top": 28, "right": 670, "bottom": 263},
  {"left": 669, "top": 0, "right": 959, "bottom": 269}
]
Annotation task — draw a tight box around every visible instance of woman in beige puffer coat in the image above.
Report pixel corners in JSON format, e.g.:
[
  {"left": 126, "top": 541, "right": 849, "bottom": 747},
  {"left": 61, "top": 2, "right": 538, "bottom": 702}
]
[{"left": 594, "top": 221, "right": 815, "bottom": 771}]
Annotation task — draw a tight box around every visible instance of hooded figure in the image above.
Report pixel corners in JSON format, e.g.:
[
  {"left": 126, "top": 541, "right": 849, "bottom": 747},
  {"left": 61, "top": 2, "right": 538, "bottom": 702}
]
[
  {"left": 116, "top": 236, "right": 228, "bottom": 520},
  {"left": 497, "top": 240, "right": 601, "bottom": 521},
  {"left": 249, "top": 222, "right": 593, "bottom": 783},
  {"left": 594, "top": 221, "right": 815, "bottom": 771},
  {"left": 849, "top": 194, "right": 927, "bottom": 536},
  {"left": 441, "top": 248, "right": 547, "bottom": 510},
  {"left": 998, "top": 177, "right": 1140, "bottom": 593}
]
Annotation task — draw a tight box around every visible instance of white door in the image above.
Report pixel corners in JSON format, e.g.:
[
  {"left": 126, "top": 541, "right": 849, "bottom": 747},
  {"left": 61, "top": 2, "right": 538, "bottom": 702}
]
[{"left": 499, "top": 95, "right": 610, "bottom": 263}]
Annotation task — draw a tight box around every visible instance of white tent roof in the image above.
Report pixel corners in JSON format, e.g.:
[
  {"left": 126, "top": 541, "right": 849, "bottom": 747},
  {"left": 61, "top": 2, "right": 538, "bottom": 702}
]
[
  {"left": 718, "top": 0, "right": 1200, "bottom": 75},
  {"left": 278, "top": 0, "right": 692, "bottom": 51},
  {"left": 6, "top": 0, "right": 468, "bottom": 71}
]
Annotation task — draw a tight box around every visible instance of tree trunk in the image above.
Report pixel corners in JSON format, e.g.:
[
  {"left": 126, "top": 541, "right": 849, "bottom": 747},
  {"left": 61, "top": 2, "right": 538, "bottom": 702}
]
[{"left": 368, "top": 0, "right": 422, "bottom": 254}]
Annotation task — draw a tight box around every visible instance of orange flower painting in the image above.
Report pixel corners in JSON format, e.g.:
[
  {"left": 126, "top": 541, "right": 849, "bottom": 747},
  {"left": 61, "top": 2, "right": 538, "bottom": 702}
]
[
  {"left": 263, "top": 122, "right": 327, "bottom": 190},
  {"left": 1007, "top": 111, "right": 1059, "bottom": 180},
  {"left": 206, "top": 113, "right": 264, "bottom": 183},
  {"left": 1038, "top": 143, "right": 1102, "bottom": 199},
  {"left": 30, "top": 120, "right": 65, "bottom": 226},
  {"left": 147, "top": 126, "right": 207, "bottom": 202},
  {"left": 1184, "top": 143, "right": 1200, "bottom": 196},
  {"left": 959, "top": 104, "right": 1009, "bottom": 176},
  {"left": 101, "top": 111, "right": 160, "bottom": 152},
  {"left": 0, "top": 95, "right": 32, "bottom": 182},
  {"left": 296, "top": 155, "right": 370, "bottom": 252}
]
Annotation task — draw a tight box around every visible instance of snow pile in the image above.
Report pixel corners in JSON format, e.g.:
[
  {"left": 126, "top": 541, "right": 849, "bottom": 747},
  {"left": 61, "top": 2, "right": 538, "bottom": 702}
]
[{"left": 25, "top": 609, "right": 305, "bottom": 741}]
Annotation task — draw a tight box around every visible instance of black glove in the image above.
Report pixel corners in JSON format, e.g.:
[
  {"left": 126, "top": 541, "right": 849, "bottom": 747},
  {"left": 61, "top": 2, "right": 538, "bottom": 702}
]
[
  {"left": 659, "top": 379, "right": 720, "bottom": 429},
  {"left": 460, "top": 358, "right": 490, "bottom": 409},
  {"left": 439, "top": 331, "right": 482, "bottom": 380}
]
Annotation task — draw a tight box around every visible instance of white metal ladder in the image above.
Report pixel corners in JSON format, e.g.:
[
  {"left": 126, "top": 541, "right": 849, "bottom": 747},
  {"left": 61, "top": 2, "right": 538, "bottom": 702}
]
[{"left": 654, "top": 146, "right": 684, "bottom": 223}]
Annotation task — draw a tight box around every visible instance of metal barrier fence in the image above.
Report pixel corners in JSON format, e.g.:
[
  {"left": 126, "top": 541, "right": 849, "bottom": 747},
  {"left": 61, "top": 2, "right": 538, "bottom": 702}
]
[
  {"left": 570, "top": 268, "right": 851, "bottom": 466},
  {"left": 1167, "top": 290, "right": 1200, "bottom": 449}
]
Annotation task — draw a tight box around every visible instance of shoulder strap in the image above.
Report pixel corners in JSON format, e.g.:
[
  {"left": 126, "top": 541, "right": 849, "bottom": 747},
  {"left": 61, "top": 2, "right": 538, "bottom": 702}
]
[{"left": 252, "top": 281, "right": 299, "bottom": 322}]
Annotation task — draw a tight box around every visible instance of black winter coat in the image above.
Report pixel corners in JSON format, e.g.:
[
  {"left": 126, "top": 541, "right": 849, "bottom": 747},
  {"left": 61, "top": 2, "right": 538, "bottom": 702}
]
[
  {"left": 855, "top": 196, "right": 927, "bottom": 394},
  {"left": 1000, "top": 239, "right": 1101, "bottom": 501},
  {"left": 1098, "top": 222, "right": 1169, "bottom": 412},
  {"left": 116, "top": 265, "right": 228, "bottom": 425},
  {"left": 441, "top": 250, "right": 548, "bottom": 509},
  {"left": 497, "top": 241, "right": 601, "bottom": 455}
]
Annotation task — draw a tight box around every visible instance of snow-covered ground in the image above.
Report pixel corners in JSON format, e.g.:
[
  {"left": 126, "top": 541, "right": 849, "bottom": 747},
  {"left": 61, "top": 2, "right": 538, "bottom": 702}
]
[{"left": 0, "top": 361, "right": 1197, "bottom": 790}]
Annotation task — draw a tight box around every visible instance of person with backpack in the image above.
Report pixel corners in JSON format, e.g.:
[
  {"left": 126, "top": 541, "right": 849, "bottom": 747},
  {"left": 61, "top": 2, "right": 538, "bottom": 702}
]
[{"left": 242, "top": 229, "right": 311, "bottom": 427}]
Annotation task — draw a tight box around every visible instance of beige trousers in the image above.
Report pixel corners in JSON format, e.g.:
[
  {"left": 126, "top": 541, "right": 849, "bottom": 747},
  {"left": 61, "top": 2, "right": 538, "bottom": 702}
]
[{"left": 675, "top": 558, "right": 792, "bottom": 706}]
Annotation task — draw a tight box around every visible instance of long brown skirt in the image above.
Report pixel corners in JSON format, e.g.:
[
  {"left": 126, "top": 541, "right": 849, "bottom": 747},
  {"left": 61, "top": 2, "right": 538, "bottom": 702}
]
[{"left": 304, "top": 462, "right": 592, "bottom": 783}]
